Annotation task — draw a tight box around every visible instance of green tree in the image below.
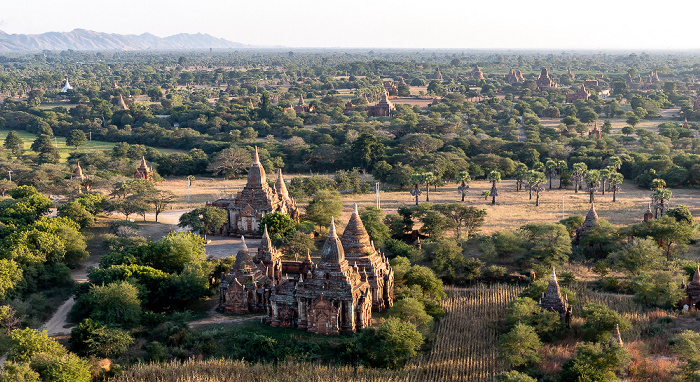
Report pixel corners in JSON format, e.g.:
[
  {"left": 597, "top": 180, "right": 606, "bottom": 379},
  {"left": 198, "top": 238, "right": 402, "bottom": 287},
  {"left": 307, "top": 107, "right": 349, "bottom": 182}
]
[
  {"left": 672, "top": 330, "right": 700, "bottom": 381},
  {"left": 141, "top": 190, "right": 176, "bottom": 223},
  {"left": 487, "top": 170, "right": 501, "bottom": 205},
  {"left": 0, "top": 361, "right": 40, "bottom": 381},
  {"left": 29, "top": 353, "right": 91, "bottom": 382},
  {"left": 259, "top": 212, "right": 297, "bottom": 241},
  {"left": 351, "top": 133, "right": 385, "bottom": 171},
  {"left": 207, "top": 146, "right": 253, "bottom": 179},
  {"left": 404, "top": 265, "right": 446, "bottom": 300},
  {"left": 556, "top": 160, "right": 568, "bottom": 189},
  {"left": 513, "top": 163, "right": 528, "bottom": 192},
  {"left": 410, "top": 172, "right": 436, "bottom": 202},
  {"left": 627, "top": 216, "right": 696, "bottom": 260},
  {"left": 30, "top": 134, "right": 59, "bottom": 164},
  {"left": 572, "top": 162, "right": 587, "bottom": 193},
  {"left": 544, "top": 159, "right": 558, "bottom": 189},
  {"left": 178, "top": 206, "right": 227, "bottom": 240},
  {"left": 305, "top": 190, "right": 343, "bottom": 231},
  {"left": 66, "top": 129, "right": 87, "bottom": 150},
  {"left": 632, "top": 270, "right": 686, "bottom": 309},
  {"left": 70, "top": 318, "right": 134, "bottom": 357},
  {"left": 585, "top": 169, "right": 601, "bottom": 203},
  {"left": 559, "top": 342, "right": 629, "bottom": 382},
  {"left": 520, "top": 223, "right": 572, "bottom": 267},
  {"left": 0, "top": 259, "right": 22, "bottom": 299},
  {"left": 385, "top": 297, "right": 433, "bottom": 333},
  {"left": 86, "top": 281, "right": 142, "bottom": 328},
  {"left": 580, "top": 303, "right": 631, "bottom": 341},
  {"left": 4, "top": 130, "right": 23, "bottom": 156},
  {"left": 668, "top": 205, "right": 694, "bottom": 225},
  {"left": 8, "top": 328, "right": 67, "bottom": 363},
  {"left": 435, "top": 203, "right": 486, "bottom": 239},
  {"left": 608, "top": 238, "right": 663, "bottom": 275},
  {"left": 498, "top": 324, "right": 542, "bottom": 368},
  {"left": 359, "top": 206, "right": 390, "bottom": 246},
  {"left": 608, "top": 172, "right": 623, "bottom": 202},
  {"left": 353, "top": 318, "right": 423, "bottom": 369},
  {"left": 456, "top": 170, "right": 471, "bottom": 201},
  {"left": 496, "top": 371, "right": 537, "bottom": 382},
  {"left": 57, "top": 201, "right": 94, "bottom": 229}
]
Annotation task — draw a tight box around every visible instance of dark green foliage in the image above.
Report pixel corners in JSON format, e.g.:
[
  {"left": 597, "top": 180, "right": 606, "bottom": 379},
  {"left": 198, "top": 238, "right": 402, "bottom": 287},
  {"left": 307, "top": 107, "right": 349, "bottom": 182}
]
[
  {"left": 498, "top": 324, "right": 542, "bottom": 368},
  {"left": 580, "top": 303, "right": 631, "bottom": 342},
  {"left": 351, "top": 318, "right": 423, "bottom": 369},
  {"left": 559, "top": 342, "right": 629, "bottom": 382},
  {"left": 359, "top": 206, "right": 390, "bottom": 247},
  {"left": 259, "top": 212, "right": 297, "bottom": 241},
  {"left": 70, "top": 318, "right": 134, "bottom": 357}
]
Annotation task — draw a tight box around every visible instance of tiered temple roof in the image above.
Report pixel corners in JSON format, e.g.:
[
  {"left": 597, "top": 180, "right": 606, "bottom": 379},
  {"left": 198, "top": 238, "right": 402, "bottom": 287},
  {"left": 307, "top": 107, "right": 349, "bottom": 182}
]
[
  {"left": 538, "top": 268, "right": 569, "bottom": 316},
  {"left": 72, "top": 162, "right": 85, "bottom": 181},
  {"left": 133, "top": 157, "right": 154, "bottom": 182},
  {"left": 580, "top": 204, "right": 599, "bottom": 234},
  {"left": 536, "top": 68, "right": 556, "bottom": 89}
]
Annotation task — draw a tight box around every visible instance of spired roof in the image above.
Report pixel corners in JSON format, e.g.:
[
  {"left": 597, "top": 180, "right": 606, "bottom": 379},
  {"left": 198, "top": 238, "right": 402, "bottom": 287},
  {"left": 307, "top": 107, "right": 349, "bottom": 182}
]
[
  {"left": 611, "top": 324, "right": 623, "bottom": 347},
  {"left": 260, "top": 224, "right": 272, "bottom": 251},
  {"left": 320, "top": 217, "right": 346, "bottom": 266},
  {"left": 117, "top": 95, "right": 129, "bottom": 110},
  {"left": 541, "top": 267, "right": 567, "bottom": 311},
  {"left": 74, "top": 162, "right": 85, "bottom": 180},
  {"left": 138, "top": 156, "right": 150, "bottom": 171},
  {"left": 233, "top": 236, "right": 257, "bottom": 272},
  {"left": 341, "top": 204, "right": 374, "bottom": 256},
  {"left": 581, "top": 204, "right": 598, "bottom": 231},
  {"left": 693, "top": 265, "right": 700, "bottom": 284},
  {"left": 246, "top": 147, "right": 266, "bottom": 188},
  {"left": 275, "top": 169, "right": 289, "bottom": 199}
]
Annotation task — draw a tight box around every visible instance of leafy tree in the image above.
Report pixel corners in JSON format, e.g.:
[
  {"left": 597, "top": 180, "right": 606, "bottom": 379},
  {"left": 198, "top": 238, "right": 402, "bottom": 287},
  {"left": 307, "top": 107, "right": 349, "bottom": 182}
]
[
  {"left": 608, "top": 172, "right": 623, "bottom": 202},
  {"left": 351, "top": 133, "right": 385, "bottom": 171},
  {"left": 559, "top": 342, "right": 629, "bottom": 382},
  {"left": 513, "top": 163, "right": 528, "bottom": 192},
  {"left": 0, "top": 361, "right": 40, "bottom": 381},
  {"left": 498, "top": 324, "right": 542, "bottom": 368},
  {"left": 29, "top": 353, "right": 91, "bottom": 382},
  {"left": 487, "top": 170, "right": 501, "bottom": 205},
  {"left": 4, "top": 130, "right": 23, "bottom": 156},
  {"left": 141, "top": 190, "right": 176, "bottom": 223},
  {"left": 385, "top": 297, "right": 433, "bottom": 333},
  {"left": 435, "top": 203, "right": 486, "bottom": 239},
  {"left": 57, "top": 202, "right": 94, "bottom": 229},
  {"left": 104, "top": 197, "right": 150, "bottom": 221},
  {"left": 505, "top": 297, "right": 561, "bottom": 341},
  {"left": 520, "top": 223, "right": 571, "bottom": 267},
  {"left": 207, "top": 146, "right": 253, "bottom": 178},
  {"left": 353, "top": 318, "right": 423, "bottom": 369},
  {"left": 626, "top": 216, "right": 696, "bottom": 260},
  {"left": 8, "top": 328, "right": 67, "bottom": 362},
  {"left": 556, "top": 160, "right": 568, "bottom": 189},
  {"left": 304, "top": 190, "right": 342, "bottom": 231},
  {"left": 280, "top": 231, "right": 316, "bottom": 260},
  {"left": 580, "top": 303, "right": 631, "bottom": 341},
  {"left": 259, "top": 212, "right": 297, "bottom": 241},
  {"left": 66, "top": 129, "right": 87, "bottom": 150},
  {"left": 412, "top": 203, "right": 452, "bottom": 239},
  {"left": 668, "top": 205, "right": 694, "bottom": 225},
  {"left": 632, "top": 270, "right": 686, "bottom": 309},
  {"left": 85, "top": 281, "right": 142, "bottom": 328},
  {"left": 404, "top": 265, "right": 446, "bottom": 300},
  {"left": 178, "top": 206, "right": 227, "bottom": 240},
  {"left": 496, "top": 371, "right": 537, "bottom": 382},
  {"left": 0, "top": 259, "right": 22, "bottom": 299},
  {"left": 359, "top": 206, "right": 390, "bottom": 247},
  {"left": 608, "top": 238, "right": 663, "bottom": 275},
  {"left": 70, "top": 318, "right": 134, "bottom": 357},
  {"left": 672, "top": 330, "right": 700, "bottom": 381}
]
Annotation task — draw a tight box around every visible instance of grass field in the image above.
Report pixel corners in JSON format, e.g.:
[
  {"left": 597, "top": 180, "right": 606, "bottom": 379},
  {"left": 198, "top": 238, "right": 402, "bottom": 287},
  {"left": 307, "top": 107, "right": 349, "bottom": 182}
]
[{"left": 0, "top": 129, "right": 183, "bottom": 162}]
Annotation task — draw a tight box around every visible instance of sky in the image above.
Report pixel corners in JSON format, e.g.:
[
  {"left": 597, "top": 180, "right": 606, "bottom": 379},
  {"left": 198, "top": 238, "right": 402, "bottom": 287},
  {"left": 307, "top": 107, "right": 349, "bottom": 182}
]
[{"left": 1, "top": 0, "right": 699, "bottom": 50}]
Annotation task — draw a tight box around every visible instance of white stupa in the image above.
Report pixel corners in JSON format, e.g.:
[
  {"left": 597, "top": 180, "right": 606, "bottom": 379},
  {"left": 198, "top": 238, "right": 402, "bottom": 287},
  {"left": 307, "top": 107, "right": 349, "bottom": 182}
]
[{"left": 60, "top": 79, "right": 73, "bottom": 93}]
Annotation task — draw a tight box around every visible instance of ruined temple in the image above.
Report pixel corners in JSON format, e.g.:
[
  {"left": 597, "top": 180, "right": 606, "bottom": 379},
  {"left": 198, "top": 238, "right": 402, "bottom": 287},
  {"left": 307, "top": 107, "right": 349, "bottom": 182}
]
[
  {"left": 209, "top": 148, "right": 300, "bottom": 236},
  {"left": 133, "top": 157, "right": 154, "bottom": 182},
  {"left": 472, "top": 65, "right": 484, "bottom": 80},
  {"left": 680, "top": 265, "right": 700, "bottom": 310},
  {"left": 116, "top": 95, "right": 129, "bottom": 110},
  {"left": 589, "top": 123, "right": 602, "bottom": 139},
  {"left": 567, "top": 68, "right": 575, "bottom": 80},
  {"left": 505, "top": 68, "right": 524, "bottom": 83},
  {"left": 643, "top": 203, "right": 654, "bottom": 222},
  {"left": 293, "top": 95, "right": 314, "bottom": 113},
  {"left": 433, "top": 66, "right": 443, "bottom": 80},
  {"left": 72, "top": 162, "right": 86, "bottom": 181},
  {"left": 218, "top": 211, "right": 394, "bottom": 335},
  {"left": 536, "top": 68, "right": 556, "bottom": 89},
  {"left": 576, "top": 204, "right": 599, "bottom": 240},
  {"left": 538, "top": 268, "right": 571, "bottom": 323},
  {"left": 366, "top": 90, "right": 395, "bottom": 117},
  {"left": 566, "top": 84, "right": 590, "bottom": 103}
]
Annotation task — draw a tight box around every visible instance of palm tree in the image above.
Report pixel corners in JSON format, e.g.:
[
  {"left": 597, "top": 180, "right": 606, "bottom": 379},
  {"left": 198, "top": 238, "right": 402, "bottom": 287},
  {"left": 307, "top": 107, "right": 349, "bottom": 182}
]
[
  {"left": 513, "top": 163, "right": 528, "bottom": 192},
  {"left": 556, "top": 160, "right": 568, "bottom": 189},
  {"left": 651, "top": 178, "right": 670, "bottom": 218},
  {"left": 487, "top": 171, "right": 501, "bottom": 205},
  {"left": 609, "top": 172, "right": 623, "bottom": 202},
  {"left": 599, "top": 168, "right": 610, "bottom": 196},
  {"left": 572, "top": 162, "right": 588, "bottom": 193},
  {"left": 456, "top": 170, "right": 471, "bottom": 202},
  {"left": 585, "top": 170, "right": 601, "bottom": 203},
  {"left": 530, "top": 171, "right": 546, "bottom": 206}
]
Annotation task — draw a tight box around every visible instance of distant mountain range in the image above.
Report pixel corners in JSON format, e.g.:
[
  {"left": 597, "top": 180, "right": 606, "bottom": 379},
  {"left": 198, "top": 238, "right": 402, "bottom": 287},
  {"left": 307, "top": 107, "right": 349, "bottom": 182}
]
[{"left": 0, "top": 29, "right": 251, "bottom": 51}]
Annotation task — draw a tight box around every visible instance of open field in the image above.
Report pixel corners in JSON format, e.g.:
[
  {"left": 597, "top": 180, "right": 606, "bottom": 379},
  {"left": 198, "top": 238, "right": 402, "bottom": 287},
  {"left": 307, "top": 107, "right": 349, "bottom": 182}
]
[
  {"left": 155, "top": 176, "right": 700, "bottom": 235},
  {"left": 0, "top": 128, "right": 183, "bottom": 161}
]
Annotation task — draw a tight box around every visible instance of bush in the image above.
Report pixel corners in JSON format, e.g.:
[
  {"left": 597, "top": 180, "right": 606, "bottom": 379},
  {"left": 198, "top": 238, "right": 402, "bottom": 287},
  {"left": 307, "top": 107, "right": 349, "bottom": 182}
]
[
  {"left": 351, "top": 318, "right": 423, "bottom": 369},
  {"left": 109, "top": 220, "right": 139, "bottom": 235},
  {"left": 70, "top": 318, "right": 134, "bottom": 357}
]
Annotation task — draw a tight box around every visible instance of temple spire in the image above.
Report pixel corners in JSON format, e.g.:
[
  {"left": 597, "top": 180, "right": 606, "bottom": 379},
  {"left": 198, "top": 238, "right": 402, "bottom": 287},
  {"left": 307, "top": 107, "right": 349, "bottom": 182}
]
[
  {"left": 253, "top": 146, "right": 260, "bottom": 164},
  {"left": 612, "top": 324, "right": 624, "bottom": 347},
  {"left": 275, "top": 168, "right": 289, "bottom": 198},
  {"left": 246, "top": 146, "right": 266, "bottom": 187},
  {"left": 693, "top": 264, "right": 700, "bottom": 284},
  {"left": 341, "top": 203, "right": 374, "bottom": 256},
  {"left": 260, "top": 224, "right": 272, "bottom": 250},
  {"left": 320, "top": 216, "right": 346, "bottom": 265}
]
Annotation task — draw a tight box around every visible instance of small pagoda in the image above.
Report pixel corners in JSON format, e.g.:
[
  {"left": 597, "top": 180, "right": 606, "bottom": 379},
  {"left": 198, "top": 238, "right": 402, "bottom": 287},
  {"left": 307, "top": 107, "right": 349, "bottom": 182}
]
[
  {"left": 576, "top": 204, "right": 598, "bottom": 240},
  {"left": 133, "top": 157, "right": 154, "bottom": 182},
  {"left": 680, "top": 265, "right": 700, "bottom": 310},
  {"left": 538, "top": 268, "right": 571, "bottom": 324}
]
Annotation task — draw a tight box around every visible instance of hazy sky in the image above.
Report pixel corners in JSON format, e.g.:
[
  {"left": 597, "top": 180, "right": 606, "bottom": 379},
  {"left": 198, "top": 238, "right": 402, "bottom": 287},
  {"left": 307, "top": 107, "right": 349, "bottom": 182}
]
[{"left": 2, "top": 0, "right": 699, "bottom": 50}]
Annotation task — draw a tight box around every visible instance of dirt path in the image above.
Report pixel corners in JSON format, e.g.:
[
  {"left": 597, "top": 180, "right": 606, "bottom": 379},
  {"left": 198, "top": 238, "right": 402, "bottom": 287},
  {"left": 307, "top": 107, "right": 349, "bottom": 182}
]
[{"left": 41, "top": 297, "right": 75, "bottom": 337}]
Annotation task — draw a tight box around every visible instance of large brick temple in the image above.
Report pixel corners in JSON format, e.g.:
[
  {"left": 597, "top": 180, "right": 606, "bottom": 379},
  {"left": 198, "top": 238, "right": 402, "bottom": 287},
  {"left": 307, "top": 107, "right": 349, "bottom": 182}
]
[
  {"left": 218, "top": 205, "right": 394, "bottom": 335},
  {"left": 209, "top": 147, "right": 300, "bottom": 236}
]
